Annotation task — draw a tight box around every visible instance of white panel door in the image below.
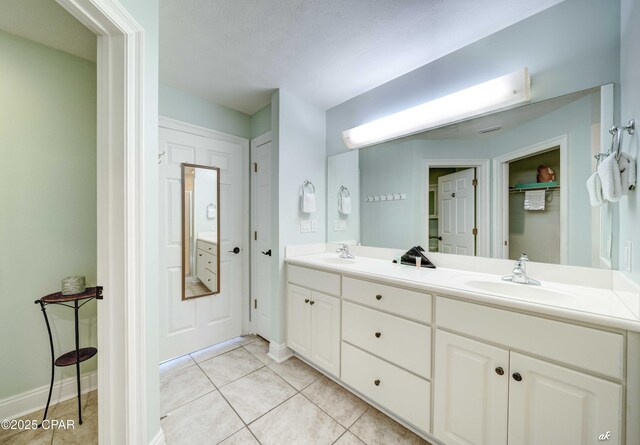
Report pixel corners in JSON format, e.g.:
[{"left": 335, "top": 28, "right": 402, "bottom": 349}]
[
  {"left": 433, "top": 330, "right": 509, "bottom": 445},
  {"left": 159, "top": 126, "right": 245, "bottom": 361},
  {"left": 508, "top": 352, "right": 622, "bottom": 445},
  {"left": 309, "top": 291, "right": 340, "bottom": 376},
  {"left": 251, "top": 141, "right": 272, "bottom": 340},
  {"left": 439, "top": 168, "right": 476, "bottom": 255},
  {"left": 286, "top": 284, "right": 311, "bottom": 357}
]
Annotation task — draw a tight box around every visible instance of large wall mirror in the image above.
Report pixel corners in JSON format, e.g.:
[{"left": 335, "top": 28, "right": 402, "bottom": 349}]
[
  {"left": 182, "top": 163, "right": 220, "bottom": 299},
  {"left": 327, "top": 85, "right": 616, "bottom": 269}
]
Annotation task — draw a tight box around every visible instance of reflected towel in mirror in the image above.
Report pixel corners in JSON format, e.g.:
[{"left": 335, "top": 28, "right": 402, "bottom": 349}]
[
  {"left": 597, "top": 154, "right": 622, "bottom": 202},
  {"left": 619, "top": 152, "right": 637, "bottom": 192},
  {"left": 339, "top": 196, "right": 352, "bottom": 214},
  {"left": 524, "top": 190, "right": 545, "bottom": 210},
  {"left": 586, "top": 172, "right": 604, "bottom": 207}
]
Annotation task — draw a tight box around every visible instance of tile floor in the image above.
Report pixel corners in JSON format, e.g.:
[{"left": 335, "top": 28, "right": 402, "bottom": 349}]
[
  {"left": 0, "top": 390, "right": 97, "bottom": 445},
  {"left": 160, "top": 335, "right": 432, "bottom": 445}
]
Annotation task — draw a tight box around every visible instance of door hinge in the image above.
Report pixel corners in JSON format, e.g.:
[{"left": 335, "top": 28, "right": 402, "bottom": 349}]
[
  {"left": 472, "top": 228, "right": 478, "bottom": 236},
  {"left": 254, "top": 299, "right": 257, "bottom": 309},
  {"left": 504, "top": 240, "right": 508, "bottom": 246},
  {"left": 254, "top": 231, "right": 257, "bottom": 241},
  {"left": 253, "top": 162, "right": 257, "bottom": 173},
  {"left": 472, "top": 178, "right": 478, "bottom": 187}
]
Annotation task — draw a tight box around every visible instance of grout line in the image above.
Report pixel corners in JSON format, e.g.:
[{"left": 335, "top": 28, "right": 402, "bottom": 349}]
[{"left": 331, "top": 430, "right": 349, "bottom": 445}]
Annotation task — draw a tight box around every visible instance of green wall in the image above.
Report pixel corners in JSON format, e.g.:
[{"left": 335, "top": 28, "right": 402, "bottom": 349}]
[
  {"left": 251, "top": 103, "right": 271, "bottom": 138},
  {"left": 0, "top": 31, "right": 97, "bottom": 400}
]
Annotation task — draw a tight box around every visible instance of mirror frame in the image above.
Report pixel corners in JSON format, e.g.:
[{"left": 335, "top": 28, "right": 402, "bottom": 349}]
[{"left": 181, "top": 163, "right": 221, "bottom": 300}]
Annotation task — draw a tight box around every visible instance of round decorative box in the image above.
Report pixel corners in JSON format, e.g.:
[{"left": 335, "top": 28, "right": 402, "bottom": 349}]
[{"left": 61, "top": 276, "right": 86, "bottom": 295}]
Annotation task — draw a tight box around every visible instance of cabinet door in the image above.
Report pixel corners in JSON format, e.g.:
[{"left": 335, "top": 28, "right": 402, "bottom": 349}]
[
  {"left": 286, "top": 284, "right": 311, "bottom": 357},
  {"left": 508, "top": 352, "right": 622, "bottom": 445},
  {"left": 309, "top": 291, "right": 341, "bottom": 377},
  {"left": 433, "top": 330, "right": 509, "bottom": 445}
]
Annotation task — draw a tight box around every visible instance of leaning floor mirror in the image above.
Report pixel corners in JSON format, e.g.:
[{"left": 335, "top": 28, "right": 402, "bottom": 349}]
[{"left": 182, "top": 163, "right": 220, "bottom": 299}]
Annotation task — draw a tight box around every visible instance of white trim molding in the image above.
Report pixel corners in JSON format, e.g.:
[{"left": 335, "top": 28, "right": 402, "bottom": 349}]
[
  {"left": 0, "top": 372, "right": 98, "bottom": 421},
  {"left": 55, "top": 1, "right": 151, "bottom": 444},
  {"left": 267, "top": 342, "right": 293, "bottom": 363},
  {"left": 424, "top": 159, "right": 491, "bottom": 257}
]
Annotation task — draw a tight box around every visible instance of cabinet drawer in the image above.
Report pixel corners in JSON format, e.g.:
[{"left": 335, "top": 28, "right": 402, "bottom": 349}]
[
  {"left": 343, "top": 301, "right": 431, "bottom": 378},
  {"left": 197, "top": 250, "right": 216, "bottom": 272},
  {"left": 197, "top": 240, "right": 216, "bottom": 254},
  {"left": 287, "top": 265, "right": 341, "bottom": 296},
  {"left": 342, "top": 342, "right": 430, "bottom": 432},
  {"left": 200, "top": 268, "right": 216, "bottom": 292},
  {"left": 343, "top": 277, "right": 432, "bottom": 323},
  {"left": 436, "top": 297, "right": 624, "bottom": 380}
]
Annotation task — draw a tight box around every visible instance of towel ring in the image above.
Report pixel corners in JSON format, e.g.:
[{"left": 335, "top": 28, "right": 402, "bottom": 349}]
[
  {"left": 594, "top": 119, "right": 635, "bottom": 162},
  {"left": 302, "top": 180, "right": 315, "bottom": 194},
  {"left": 339, "top": 186, "right": 350, "bottom": 198}
]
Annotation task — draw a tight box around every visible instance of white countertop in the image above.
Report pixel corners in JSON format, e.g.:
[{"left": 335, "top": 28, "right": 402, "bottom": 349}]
[
  {"left": 197, "top": 232, "right": 217, "bottom": 244},
  {"left": 285, "top": 252, "right": 640, "bottom": 332}
]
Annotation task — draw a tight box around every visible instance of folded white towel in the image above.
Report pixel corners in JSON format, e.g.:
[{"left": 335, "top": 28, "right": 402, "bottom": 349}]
[
  {"left": 598, "top": 154, "right": 622, "bottom": 202},
  {"left": 586, "top": 172, "right": 604, "bottom": 207},
  {"left": 619, "top": 152, "right": 637, "bottom": 192},
  {"left": 339, "top": 196, "right": 352, "bottom": 215},
  {"left": 524, "top": 190, "right": 545, "bottom": 211},
  {"left": 301, "top": 191, "right": 316, "bottom": 213}
]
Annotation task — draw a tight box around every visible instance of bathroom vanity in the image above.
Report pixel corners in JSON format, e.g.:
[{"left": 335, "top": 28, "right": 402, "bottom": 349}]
[{"left": 284, "top": 247, "right": 640, "bottom": 445}]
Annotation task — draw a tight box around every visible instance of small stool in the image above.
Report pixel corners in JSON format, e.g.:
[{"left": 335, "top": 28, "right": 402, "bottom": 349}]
[{"left": 34, "top": 286, "right": 102, "bottom": 425}]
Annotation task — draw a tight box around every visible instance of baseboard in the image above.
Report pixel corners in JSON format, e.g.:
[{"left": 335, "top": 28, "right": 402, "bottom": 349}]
[
  {"left": 267, "top": 342, "right": 293, "bottom": 363},
  {"left": 149, "top": 428, "right": 166, "bottom": 445},
  {"left": 0, "top": 371, "right": 97, "bottom": 420}
]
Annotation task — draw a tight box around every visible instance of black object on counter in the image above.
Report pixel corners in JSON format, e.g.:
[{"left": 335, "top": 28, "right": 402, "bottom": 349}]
[{"left": 392, "top": 245, "right": 436, "bottom": 268}]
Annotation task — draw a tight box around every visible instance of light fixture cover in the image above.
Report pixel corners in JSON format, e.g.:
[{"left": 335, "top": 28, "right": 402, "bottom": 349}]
[{"left": 342, "top": 68, "right": 530, "bottom": 149}]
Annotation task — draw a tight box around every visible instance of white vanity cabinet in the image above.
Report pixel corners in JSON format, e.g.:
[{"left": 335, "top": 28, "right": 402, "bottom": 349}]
[
  {"left": 434, "top": 298, "right": 623, "bottom": 445},
  {"left": 196, "top": 239, "right": 217, "bottom": 291},
  {"left": 286, "top": 266, "right": 341, "bottom": 376}
]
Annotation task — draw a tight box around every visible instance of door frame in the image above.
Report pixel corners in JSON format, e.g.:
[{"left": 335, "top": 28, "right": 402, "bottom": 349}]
[
  {"left": 56, "top": 0, "right": 148, "bottom": 443},
  {"left": 492, "top": 135, "right": 568, "bottom": 263},
  {"left": 250, "top": 131, "right": 272, "bottom": 336},
  {"left": 159, "top": 116, "right": 251, "bottom": 334},
  {"left": 425, "top": 159, "right": 490, "bottom": 257}
]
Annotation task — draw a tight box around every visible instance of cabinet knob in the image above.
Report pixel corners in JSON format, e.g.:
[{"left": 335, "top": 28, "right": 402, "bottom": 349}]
[
  {"left": 304, "top": 299, "right": 309, "bottom": 304},
  {"left": 495, "top": 367, "right": 504, "bottom": 376},
  {"left": 374, "top": 379, "right": 380, "bottom": 386},
  {"left": 374, "top": 332, "right": 381, "bottom": 338},
  {"left": 512, "top": 372, "right": 523, "bottom": 382},
  {"left": 375, "top": 294, "right": 382, "bottom": 300},
  {"left": 310, "top": 300, "right": 315, "bottom": 305}
]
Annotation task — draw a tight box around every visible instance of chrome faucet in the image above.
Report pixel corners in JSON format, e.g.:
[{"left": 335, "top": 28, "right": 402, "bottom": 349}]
[
  {"left": 502, "top": 253, "right": 541, "bottom": 286},
  {"left": 336, "top": 244, "right": 355, "bottom": 259}
]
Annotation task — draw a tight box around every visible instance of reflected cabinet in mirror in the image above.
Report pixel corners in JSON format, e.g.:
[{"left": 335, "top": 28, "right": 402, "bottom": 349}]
[
  {"left": 182, "top": 163, "right": 220, "bottom": 299},
  {"left": 327, "top": 86, "right": 616, "bottom": 269}
]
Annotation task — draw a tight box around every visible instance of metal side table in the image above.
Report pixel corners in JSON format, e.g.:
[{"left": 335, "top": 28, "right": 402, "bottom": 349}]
[{"left": 34, "top": 286, "right": 102, "bottom": 425}]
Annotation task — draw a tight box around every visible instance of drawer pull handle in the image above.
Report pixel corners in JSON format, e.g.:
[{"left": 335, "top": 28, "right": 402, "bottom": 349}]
[
  {"left": 375, "top": 294, "right": 382, "bottom": 300},
  {"left": 374, "top": 332, "right": 381, "bottom": 338},
  {"left": 495, "top": 367, "right": 504, "bottom": 376},
  {"left": 374, "top": 379, "right": 380, "bottom": 386},
  {"left": 512, "top": 372, "right": 523, "bottom": 382},
  {"left": 310, "top": 300, "right": 315, "bottom": 305},
  {"left": 304, "top": 299, "right": 310, "bottom": 304}
]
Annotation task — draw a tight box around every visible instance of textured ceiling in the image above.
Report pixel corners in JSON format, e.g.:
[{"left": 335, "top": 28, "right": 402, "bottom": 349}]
[
  {"left": 0, "top": 0, "right": 96, "bottom": 61},
  {"left": 160, "top": 0, "right": 565, "bottom": 115}
]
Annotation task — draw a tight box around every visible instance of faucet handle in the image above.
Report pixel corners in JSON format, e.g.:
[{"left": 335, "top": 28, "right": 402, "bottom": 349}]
[{"left": 518, "top": 253, "right": 529, "bottom": 262}]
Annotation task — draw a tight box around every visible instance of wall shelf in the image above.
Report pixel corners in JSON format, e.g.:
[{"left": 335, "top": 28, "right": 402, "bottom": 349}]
[{"left": 509, "top": 185, "right": 560, "bottom": 193}]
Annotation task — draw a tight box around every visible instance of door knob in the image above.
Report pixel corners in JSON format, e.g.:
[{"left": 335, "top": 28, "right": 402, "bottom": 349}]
[
  {"left": 261, "top": 249, "right": 272, "bottom": 256},
  {"left": 495, "top": 367, "right": 504, "bottom": 376},
  {"left": 309, "top": 300, "right": 315, "bottom": 305},
  {"left": 512, "top": 372, "right": 523, "bottom": 382},
  {"left": 304, "top": 299, "right": 309, "bottom": 304},
  {"left": 228, "top": 247, "right": 240, "bottom": 254}
]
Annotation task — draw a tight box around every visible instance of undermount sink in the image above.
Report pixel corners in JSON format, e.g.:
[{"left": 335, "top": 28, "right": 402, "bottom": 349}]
[
  {"left": 317, "top": 256, "right": 357, "bottom": 265},
  {"left": 463, "top": 279, "right": 573, "bottom": 301}
]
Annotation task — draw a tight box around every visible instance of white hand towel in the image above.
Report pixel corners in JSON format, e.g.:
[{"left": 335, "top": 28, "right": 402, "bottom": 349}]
[
  {"left": 586, "top": 172, "right": 604, "bottom": 207},
  {"left": 339, "top": 196, "right": 352, "bottom": 215},
  {"left": 524, "top": 190, "right": 546, "bottom": 210},
  {"left": 597, "top": 154, "right": 622, "bottom": 202},
  {"left": 619, "top": 152, "right": 637, "bottom": 192},
  {"left": 301, "top": 192, "right": 317, "bottom": 213}
]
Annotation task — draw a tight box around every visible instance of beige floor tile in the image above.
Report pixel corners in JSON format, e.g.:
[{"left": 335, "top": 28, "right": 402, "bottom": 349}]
[
  {"left": 218, "top": 427, "right": 259, "bottom": 445},
  {"left": 334, "top": 431, "right": 366, "bottom": 445},
  {"left": 302, "top": 376, "right": 368, "bottom": 428},
  {"left": 160, "top": 354, "right": 196, "bottom": 378},
  {"left": 219, "top": 367, "right": 296, "bottom": 423},
  {"left": 349, "top": 408, "right": 431, "bottom": 445},
  {"left": 199, "top": 348, "right": 264, "bottom": 387},
  {"left": 161, "top": 391, "right": 244, "bottom": 445},
  {"left": 249, "top": 393, "right": 345, "bottom": 445},
  {"left": 269, "top": 356, "right": 322, "bottom": 390},
  {"left": 233, "top": 335, "right": 260, "bottom": 346},
  {"left": 243, "top": 339, "right": 275, "bottom": 365},
  {"left": 51, "top": 402, "right": 98, "bottom": 445},
  {"left": 190, "top": 338, "right": 242, "bottom": 363},
  {"left": 160, "top": 365, "right": 215, "bottom": 415},
  {"left": 0, "top": 426, "right": 53, "bottom": 445}
]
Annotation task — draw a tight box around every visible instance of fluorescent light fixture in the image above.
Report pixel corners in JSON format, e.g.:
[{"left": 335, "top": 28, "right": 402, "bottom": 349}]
[{"left": 342, "top": 68, "right": 530, "bottom": 149}]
